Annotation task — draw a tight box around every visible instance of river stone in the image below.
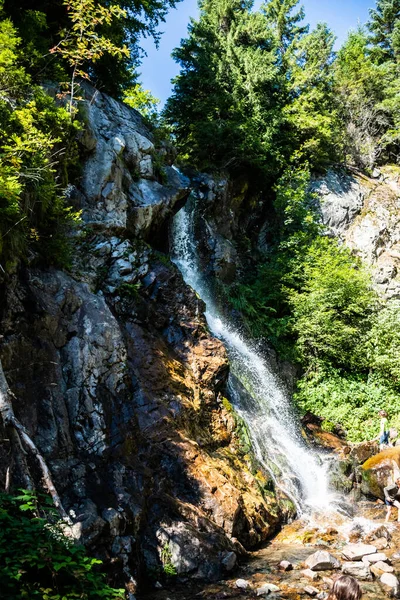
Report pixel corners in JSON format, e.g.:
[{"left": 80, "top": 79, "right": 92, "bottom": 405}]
[
  {"left": 305, "top": 550, "right": 341, "bottom": 571},
  {"left": 374, "top": 537, "right": 389, "bottom": 550},
  {"left": 342, "top": 543, "right": 377, "bottom": 561},
  {"left": 362, "top": 552, "right": 388, "bottom": 565},
  {"left": 342, "top": 561, "right": 372, "bottom": 580},
  {"left": 381, "top": 573, "right": 399, "bottom": 590},
  {"left": 256, "top": 583, "right": 280, "bottom": 595},
  {"left": 302, "top": 569, "right": 320, "bottom": 581},
  {"left": 304, "top": 586, "right": 319, "bottom": 597},
  {"left": 371, "top": 561, "right": 394, "bottom": 575},
  {"left": 236, "top": 579, "right": 250, "bottom": 589},
  {"left": 279, "top": 560, "right": 293, "bottom": 571}
]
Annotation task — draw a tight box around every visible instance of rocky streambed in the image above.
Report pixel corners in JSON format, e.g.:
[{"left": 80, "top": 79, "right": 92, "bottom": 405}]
[{"left": 139, "top": 502, "right": 400, "bottom": 600}]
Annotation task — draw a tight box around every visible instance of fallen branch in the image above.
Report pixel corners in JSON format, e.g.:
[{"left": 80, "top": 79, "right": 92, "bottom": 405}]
[{"left": 0, "top": 359, "right": 70, "bottom": 521}]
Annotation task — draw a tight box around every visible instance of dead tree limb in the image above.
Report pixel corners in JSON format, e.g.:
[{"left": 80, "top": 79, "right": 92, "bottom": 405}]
[{"left": 0, "top": 358, "right": 70, "bottom": 521}]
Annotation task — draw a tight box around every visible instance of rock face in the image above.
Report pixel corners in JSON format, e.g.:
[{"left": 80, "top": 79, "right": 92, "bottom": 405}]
[
  {"left": 79, "top": 84, "right": 190, "bottom": 240},
  {"left": 313, "top": 167, "right": 400, "bottom": 299},
  {"left": 0, "top": 87, "right": 282, "bottom": 590}
]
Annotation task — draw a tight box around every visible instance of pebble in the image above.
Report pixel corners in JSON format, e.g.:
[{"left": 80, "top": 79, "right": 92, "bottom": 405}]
[
  {"left": 256, "top": 583, "right": 280, "bottom": 596},
  {"left": 304, "top": 585, "right": 319, "bottom": 596},
  {"left": 322, "top": 577, "right": 333, "bottom": 587},
  {"left": 235, "top": 579, "right": 250, "bottom": 590},
  {"left": 279, "top": 560, "right": 293, "bottom": 571},
  {"left": 302, "top": 569, "right": 319, "bottom": 581}
]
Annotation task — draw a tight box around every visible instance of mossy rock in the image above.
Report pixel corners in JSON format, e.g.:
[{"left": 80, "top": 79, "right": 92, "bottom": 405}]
[{"left": 361, "top": 447, "right": 400, "bottom": 499}]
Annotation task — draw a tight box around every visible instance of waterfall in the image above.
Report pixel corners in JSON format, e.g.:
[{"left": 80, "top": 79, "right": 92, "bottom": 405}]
[{"left": 170, "top": 195, "right": 334, "bottom": 514}]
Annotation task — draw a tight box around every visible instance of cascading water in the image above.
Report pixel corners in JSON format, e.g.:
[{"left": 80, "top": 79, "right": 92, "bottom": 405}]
[{"left": 171, "top": 194, "right": 335, "bottom": 515}]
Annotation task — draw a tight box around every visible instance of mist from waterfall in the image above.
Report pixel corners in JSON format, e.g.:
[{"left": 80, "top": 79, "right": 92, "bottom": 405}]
[{"left": 170, "top": 196, "right": 335, "bottom": 514}]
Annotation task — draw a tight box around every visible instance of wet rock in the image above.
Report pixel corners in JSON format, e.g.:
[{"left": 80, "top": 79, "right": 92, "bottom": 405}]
[
  {"left": 341, "top": 561, "right": 372, "bottom": 580},
  {"left": 350, "top": 441, "right": 379, "bottom": 465},
  {"left": 221, "top": 551, "right": 237, "bottom": 571},
  {"left": 279, "top": 560, "right": 293, "bottom": 571},
  {"left": 256, "top": 583, "right": 280, "bottom": 595},
  {"left": 371, "top": 561, "right": 394, "bottom": 576},
  {"left": 302, "top": 569, "right": 320, "bottom": 581},
  {"left": 304, "top": 585, "right": 319, "bottom": 597},
  {"left": 305, "top": 550, "right": 341, "bottom": 571},
  {"left": 342, "top": 543, "right": 377, "bottom": 561},
  {"left": 236, "top": 579, "right": 250, "bottom": 589}
]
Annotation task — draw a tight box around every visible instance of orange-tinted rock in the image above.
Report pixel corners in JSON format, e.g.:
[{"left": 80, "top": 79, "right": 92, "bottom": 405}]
[{"left": 361, "top": 447, "right": 400, "bottom": 499}]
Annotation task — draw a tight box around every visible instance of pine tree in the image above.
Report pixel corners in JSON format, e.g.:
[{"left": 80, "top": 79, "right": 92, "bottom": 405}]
[
  {"left": 368, "top": 0, "right": 400, "bottom": 62},
  {"left": 262, "top": 0, "right": 308, "bottom": 56},
  {"left": 164, "top": 0, "right": 283, "bottom": 177}
]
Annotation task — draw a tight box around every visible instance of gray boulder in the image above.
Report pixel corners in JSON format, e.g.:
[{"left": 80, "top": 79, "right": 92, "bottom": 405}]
[
  {"left": 342, "top": 543, "right": 377, "bottom": 561},
  {"left": 305, "top": 550, "right": 341, "bottom": 571},
  {"left": 342, "top": 561, "right": 372, "bottom": 580}
]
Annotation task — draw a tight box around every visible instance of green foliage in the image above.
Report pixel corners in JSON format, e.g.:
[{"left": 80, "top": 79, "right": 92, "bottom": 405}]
[
  {"left": 160, "top": 543, "right": 177, "bottom": 577},
  {"left": 3, "top": 0, "right": 181, "bottom": 97},
  {"left": 123, "top": 83, "right": 160, "bottom": 121},
  {"left": 0, "top": 491, "right": 124, "bottom": 599},
  {"left": 334, "top": 2, "right": 400, "bottom": 167},
  {"left": 0, "top": 15, "right": 80, "bottom": 268},
  {"left": 51, "top": 0, "right": 129, "bottom": 115},
  {"left": 165, "top": 0, "right": 339, "bottom": 179},
  {"left": 368, "top": 0, "right": 400, "bottom": 63},
  {"left": 295, "top": 367, "right": 400, "bottom": 442},
  {"left": 288, "top": 237, "right": 377, "bottom": 369}
]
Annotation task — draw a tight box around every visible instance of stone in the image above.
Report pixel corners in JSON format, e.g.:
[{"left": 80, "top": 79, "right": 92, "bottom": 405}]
[
  {"left": 322, "top": 577, "right": 333, "bottom": 587},
  {"left": 370, "top": 561, "right": 394, "bottom": 576},
  {"left": 342, "top": 543, "right": 377, "bottom": 561},
  {"left": 236, "top": 579, "right": 250, "bottom": 590},
  {"left": 362, "top": 552, "right": 388, "bottom": 565},
  {"left": 302, "top": 569, "right": 320, "bottom": 581},
  {"left": 361, "top": 448, "right": 400, "bottom": 499},
  {"left": 381, "top": 573, "right": 399, "bottom": 590},
  {"left": 304, "top": 586, "right": 319, "bottom": 597},
  {"left": 317, "top": 594, "right": 328, "bottom": 600},
  {"left": 256, "top": 583, "right": 280, "bottom": 595},
  {"left": 341, "top": 561, "right": 372, "bottom": 580},
  {"left": 279, "top": 560, "right": 293, "bottom": 571},
  {"left": 305, "top": 551, "right": 341, "bottom": 571},
  {"left": 374, "top": 537, "right": 389, "bottom": 550},
  {"left": 221, "top": 551, "right": 237, "bottom": 571}
]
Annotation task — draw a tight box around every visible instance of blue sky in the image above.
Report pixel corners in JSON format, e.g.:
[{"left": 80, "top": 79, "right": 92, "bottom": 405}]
[{"left": 140, "top": 0, "right": 375, "bottom": 106}]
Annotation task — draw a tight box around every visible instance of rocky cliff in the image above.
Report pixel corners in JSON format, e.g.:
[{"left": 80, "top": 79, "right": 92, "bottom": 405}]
[
  {"left": 0, "top": 86, "right": 282, "bottom": 594},
  {"left": 312, "top": 167, "right": 400, "bottom": 300}
]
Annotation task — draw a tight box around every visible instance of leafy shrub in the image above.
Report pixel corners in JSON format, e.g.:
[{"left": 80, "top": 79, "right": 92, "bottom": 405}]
[
  {"left": 0, "top": 15, "right": 80, "bottom": 269},
  {"left": 0, "top": 491, "right": 124, "bottom": 599}
]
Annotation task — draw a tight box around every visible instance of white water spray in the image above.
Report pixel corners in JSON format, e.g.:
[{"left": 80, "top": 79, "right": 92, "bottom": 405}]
[{"left": 171, "top": 197, "right": 335, "bottom": 514}]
